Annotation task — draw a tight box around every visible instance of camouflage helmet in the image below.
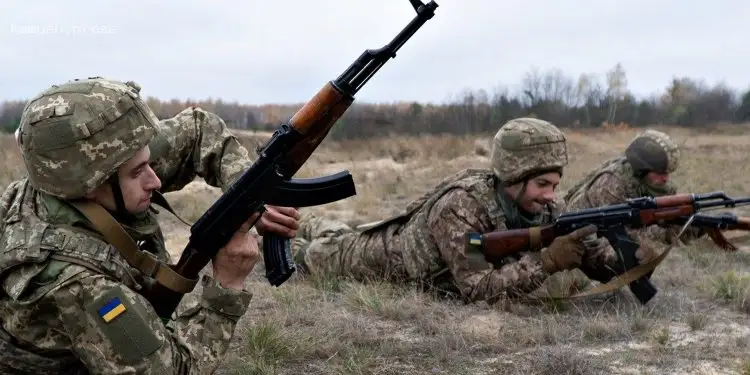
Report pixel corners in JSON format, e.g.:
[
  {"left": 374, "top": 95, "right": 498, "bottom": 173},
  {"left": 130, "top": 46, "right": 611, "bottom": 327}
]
[
  {"left": 624, "top": 129, "right": 679, "bottom": 175},
  {"left": 17, "top": 77, "right": 159, "bottom": 199},
  {"left": 490, "top": 118, "right": 568, "bottom": 184}
]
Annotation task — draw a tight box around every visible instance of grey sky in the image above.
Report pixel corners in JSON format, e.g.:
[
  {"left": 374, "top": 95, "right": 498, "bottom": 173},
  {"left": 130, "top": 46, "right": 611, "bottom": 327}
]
[{"left": 1, "top": 0, "right": 748, "bottom": 105}]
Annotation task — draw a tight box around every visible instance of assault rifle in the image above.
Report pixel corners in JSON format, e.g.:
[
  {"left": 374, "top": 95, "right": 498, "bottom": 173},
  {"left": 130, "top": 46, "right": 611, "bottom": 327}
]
[
  {"left": 144, "top": 0, "right": 439, "bottom": 319},
  {"left": 465, "top": 191, "right": 750, "bottom": 305}
]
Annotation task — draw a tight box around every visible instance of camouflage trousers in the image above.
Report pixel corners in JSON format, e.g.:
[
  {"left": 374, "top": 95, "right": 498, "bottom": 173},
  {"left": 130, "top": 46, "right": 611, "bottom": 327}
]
[
  {"left": 0, "top": 325, "right": 86, "bottom": 375},
  {"left": 291, "top": 213, "right": 409, "bottom": 281}
]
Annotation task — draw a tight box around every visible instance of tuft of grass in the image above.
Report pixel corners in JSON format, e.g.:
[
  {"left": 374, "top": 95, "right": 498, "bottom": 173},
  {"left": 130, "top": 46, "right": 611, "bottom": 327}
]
[
  {"left": 503, "top": 346, "right": 608, "bottom": 375},
  {"left": 740, "top": 359, "right": 750, "bottom": 375},
  {"left": 686, "top": 312, "right": 708, "bottom": 331},
  {"left": 236, "top": 320, "right": 299, "bottom": 374},
  {"left": 629, "top": 310, "right": 654, "bottom": 334},
  {"left": 310, "top": 272, "right": 347, "bottom": 294},
  {"left": 343, "top": 281, "right": 433, "bottom": 322},
  {"left": 652, "top": 326, "right": 671, "bottom": 347},
  {"left": 711, "top": 271, "right": 750, "bottom": 302}
]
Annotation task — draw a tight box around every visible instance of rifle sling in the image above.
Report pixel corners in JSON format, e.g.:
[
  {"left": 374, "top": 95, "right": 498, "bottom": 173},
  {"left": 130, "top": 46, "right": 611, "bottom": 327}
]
[
  {"left": 566, "top": 243, "right": 673, "bottom": 300},
  {"left": 150, "top": 191, "right": 194, "bottom": 227},
  {"left": 574, "top": 225, "right": 750, "bottom": 299},
  {"left": 525, "top": 225, "right": 750, "bottom": 303},
  {"left": 493, "top": 244, "right": 675, "bottom": 304},
  {"left": 68, "top": 200, "right": 198, "bottom": 294}
]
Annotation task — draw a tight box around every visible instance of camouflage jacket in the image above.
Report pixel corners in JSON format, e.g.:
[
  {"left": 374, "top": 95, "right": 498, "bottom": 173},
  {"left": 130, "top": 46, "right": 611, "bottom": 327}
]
[
  {"left": 364, "top": 168, "right": 564, "bottom": 304},
  {"left": 0, "top": 107, "right": 255, "bottom": 374},
  {"left": 564, "top": 156, "right": 702, "bottom": 247}
]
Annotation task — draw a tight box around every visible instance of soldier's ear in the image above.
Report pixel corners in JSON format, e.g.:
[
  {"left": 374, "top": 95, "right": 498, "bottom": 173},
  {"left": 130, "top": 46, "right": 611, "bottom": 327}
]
[
  {"left": 84, "top": 186, "right": 101, "bottom": 200},
  {"left": 502, "top": 183, "right": 523, "bottom": 200},
  {"left": 85, "top": 182, "right": 112, "bottom": 201}
]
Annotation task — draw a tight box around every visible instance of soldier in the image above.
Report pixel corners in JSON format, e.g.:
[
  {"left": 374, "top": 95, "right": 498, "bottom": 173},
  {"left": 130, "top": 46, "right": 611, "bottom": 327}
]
[
  {"left": 0, "top": 77, "right": 299, "bottom": 374},
  {"left": 292, "top": 118, "right": 615, "bottom": 304},
  {"left": 563, "top": 129, "right": 706, "bottom": 260}
]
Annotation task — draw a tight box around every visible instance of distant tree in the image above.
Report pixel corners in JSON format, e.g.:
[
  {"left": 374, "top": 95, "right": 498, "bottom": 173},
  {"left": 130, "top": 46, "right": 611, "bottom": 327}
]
[
  {"left": 605, "top": 63, "right": 628, "bottom": 124},
  {"left": 737, "top": 89, "right": 750, "bottom": 122},
  {"left": 0, "top": 65, "right": 745, "bottom": 137}
]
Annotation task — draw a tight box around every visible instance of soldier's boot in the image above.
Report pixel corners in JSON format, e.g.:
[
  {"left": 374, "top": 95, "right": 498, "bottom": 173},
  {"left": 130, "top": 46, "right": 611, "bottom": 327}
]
[{"left": 291, "top": 237, "right": 310, "bottom": 275}]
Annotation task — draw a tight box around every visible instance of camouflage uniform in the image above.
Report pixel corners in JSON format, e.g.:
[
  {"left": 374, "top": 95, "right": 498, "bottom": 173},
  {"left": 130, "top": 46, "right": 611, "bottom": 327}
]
[
  {"left": 294, "top": 118, "right": 611, "bottom": 304},
  {"left": 0, "top": 77, "right": 257, "bottom": 374},
  {"left": 564, "top": 129, "right": 705, "bottom": 255}
]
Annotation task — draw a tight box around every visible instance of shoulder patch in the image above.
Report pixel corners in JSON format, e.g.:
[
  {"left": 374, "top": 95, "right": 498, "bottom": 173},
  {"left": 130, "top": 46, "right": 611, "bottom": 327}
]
[
  {"left": 97, "top": 296, "right": 127, "bottom": 323},
  {"left": 85, "top": 286, "right": 163, "bottom": 365}
]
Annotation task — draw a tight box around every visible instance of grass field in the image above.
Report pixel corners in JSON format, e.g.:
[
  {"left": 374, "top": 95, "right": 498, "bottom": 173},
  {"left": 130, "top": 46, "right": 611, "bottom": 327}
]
[{"left": 2, "top": 123, "right": 750, "bottom": 374}]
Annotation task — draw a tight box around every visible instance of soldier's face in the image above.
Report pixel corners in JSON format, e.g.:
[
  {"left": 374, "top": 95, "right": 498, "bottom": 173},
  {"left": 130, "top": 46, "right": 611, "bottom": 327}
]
[
  {"left": 516, "top": 172, "right": 561, "bottom": 214},
  {"left": 645, "top": 171, "right": 669, "bottom": 186},
  {"left": 87, "top": 146, "right": 162, "bottom": 214}
]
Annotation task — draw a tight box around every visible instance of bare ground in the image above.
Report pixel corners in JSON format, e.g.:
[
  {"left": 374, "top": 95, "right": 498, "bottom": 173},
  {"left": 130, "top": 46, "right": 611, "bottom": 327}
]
[{"left": 3, "top": 124, "right": 750, "bottom": 374}]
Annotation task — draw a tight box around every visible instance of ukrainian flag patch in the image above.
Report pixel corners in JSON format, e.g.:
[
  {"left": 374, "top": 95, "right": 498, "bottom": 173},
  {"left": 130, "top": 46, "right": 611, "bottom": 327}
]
[
  {"left": 98, "top": 296, "right": 127, "bottom": 323},
  {"left": 467, "top": 233, "right": 482, "bottom": 246}
]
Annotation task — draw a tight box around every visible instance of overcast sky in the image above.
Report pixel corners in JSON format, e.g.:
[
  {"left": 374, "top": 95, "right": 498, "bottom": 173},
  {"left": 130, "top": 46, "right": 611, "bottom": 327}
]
[{"left": 1, "top": 0, "right": 747, "bottom": 105}]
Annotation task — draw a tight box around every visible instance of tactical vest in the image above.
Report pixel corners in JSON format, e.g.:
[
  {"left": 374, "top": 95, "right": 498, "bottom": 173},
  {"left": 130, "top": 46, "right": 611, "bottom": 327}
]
[
  {"left": 564, "top": 157, "right": 676, "bottom": 210},
  {"left": 362, "top": 168, "right": 561, "bottom": 281},
  {"left": 0, "top": 179, "right": 169, "bottom": 373},
  {"left": 564, "top": 157, "right": 634, "bottom": 209}
]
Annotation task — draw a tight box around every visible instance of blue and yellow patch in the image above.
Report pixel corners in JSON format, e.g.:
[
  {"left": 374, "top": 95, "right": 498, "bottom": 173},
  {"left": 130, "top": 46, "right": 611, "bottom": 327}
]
[
  {"left": 98, "top": 296, "right": 127, "bottom": 323},
  {"left": 467, "top": 233, "right": 482, "bottom": 246}
]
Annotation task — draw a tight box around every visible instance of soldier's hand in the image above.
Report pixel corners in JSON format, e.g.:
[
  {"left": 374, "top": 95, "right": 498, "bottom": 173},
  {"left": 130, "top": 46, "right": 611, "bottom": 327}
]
[
  {"left": 541, "top": 224, "right": 597, "bottom": 273},
  {"left": 255, "top": 205, "right": 300, "bottom": 238},
  {"left": 580, "top": 231, "right": 618, "bottom": 269},
  {"left": 212, "top": 214, "right": 262, "bottom": 290},
  {"left": 581, "top": 232, "right": 611, "bottom": 254}
]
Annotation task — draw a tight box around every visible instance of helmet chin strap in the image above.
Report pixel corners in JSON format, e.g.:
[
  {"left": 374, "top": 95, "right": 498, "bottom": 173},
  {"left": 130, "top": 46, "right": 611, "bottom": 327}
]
[
  {"left": 107, "top": 175, "right": 136, "bottom": 222},
  {"left": 513, "top": 181, "right": 528, "bottom": 204}
]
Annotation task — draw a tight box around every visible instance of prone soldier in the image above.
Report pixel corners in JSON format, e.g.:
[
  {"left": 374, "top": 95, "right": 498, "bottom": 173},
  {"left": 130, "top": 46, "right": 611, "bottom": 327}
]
[
  {"left": 563, "top": 129, "right": 706, "bottom": 263},
  {"left": 291, "top": 118, "right": 620, "bottom": 304}
]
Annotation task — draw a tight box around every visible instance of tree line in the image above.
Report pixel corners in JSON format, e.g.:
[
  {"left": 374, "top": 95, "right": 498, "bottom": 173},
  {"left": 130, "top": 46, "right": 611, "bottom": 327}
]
[{"left": 2, "top": 63, "right": 750, "bottom": 139}]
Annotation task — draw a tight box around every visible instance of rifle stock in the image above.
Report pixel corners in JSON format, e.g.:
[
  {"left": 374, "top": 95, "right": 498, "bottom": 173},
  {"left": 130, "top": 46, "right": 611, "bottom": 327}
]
[{"left": 143, "top": 0, "right": 439, "bottom": 319}]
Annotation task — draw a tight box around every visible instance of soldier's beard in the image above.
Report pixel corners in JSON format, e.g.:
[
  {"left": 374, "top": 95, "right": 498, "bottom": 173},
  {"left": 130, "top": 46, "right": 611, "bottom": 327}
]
[
  {"left": 503, "top": 184, "right": 546, "bottom": 215},
  {"left": 527, "top": 200, "right": 548, "bottom": 213},
  {"left": 519, "top": 198, "right": 551, "bottom": 216},
  {"left": 133, "top": 196, "right": 152, "bottom": 213}
]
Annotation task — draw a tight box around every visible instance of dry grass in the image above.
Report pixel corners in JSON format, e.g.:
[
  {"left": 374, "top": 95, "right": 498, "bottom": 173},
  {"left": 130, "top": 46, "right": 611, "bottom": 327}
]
[{"left": 3, "top": 123, "right": 750, "bottom": 374}]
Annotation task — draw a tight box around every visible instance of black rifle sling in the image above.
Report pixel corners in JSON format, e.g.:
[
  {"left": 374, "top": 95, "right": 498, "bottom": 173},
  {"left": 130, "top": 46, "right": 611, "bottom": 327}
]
[{"left": 150, "top": 191, "right": 194, "bottom": 227}]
